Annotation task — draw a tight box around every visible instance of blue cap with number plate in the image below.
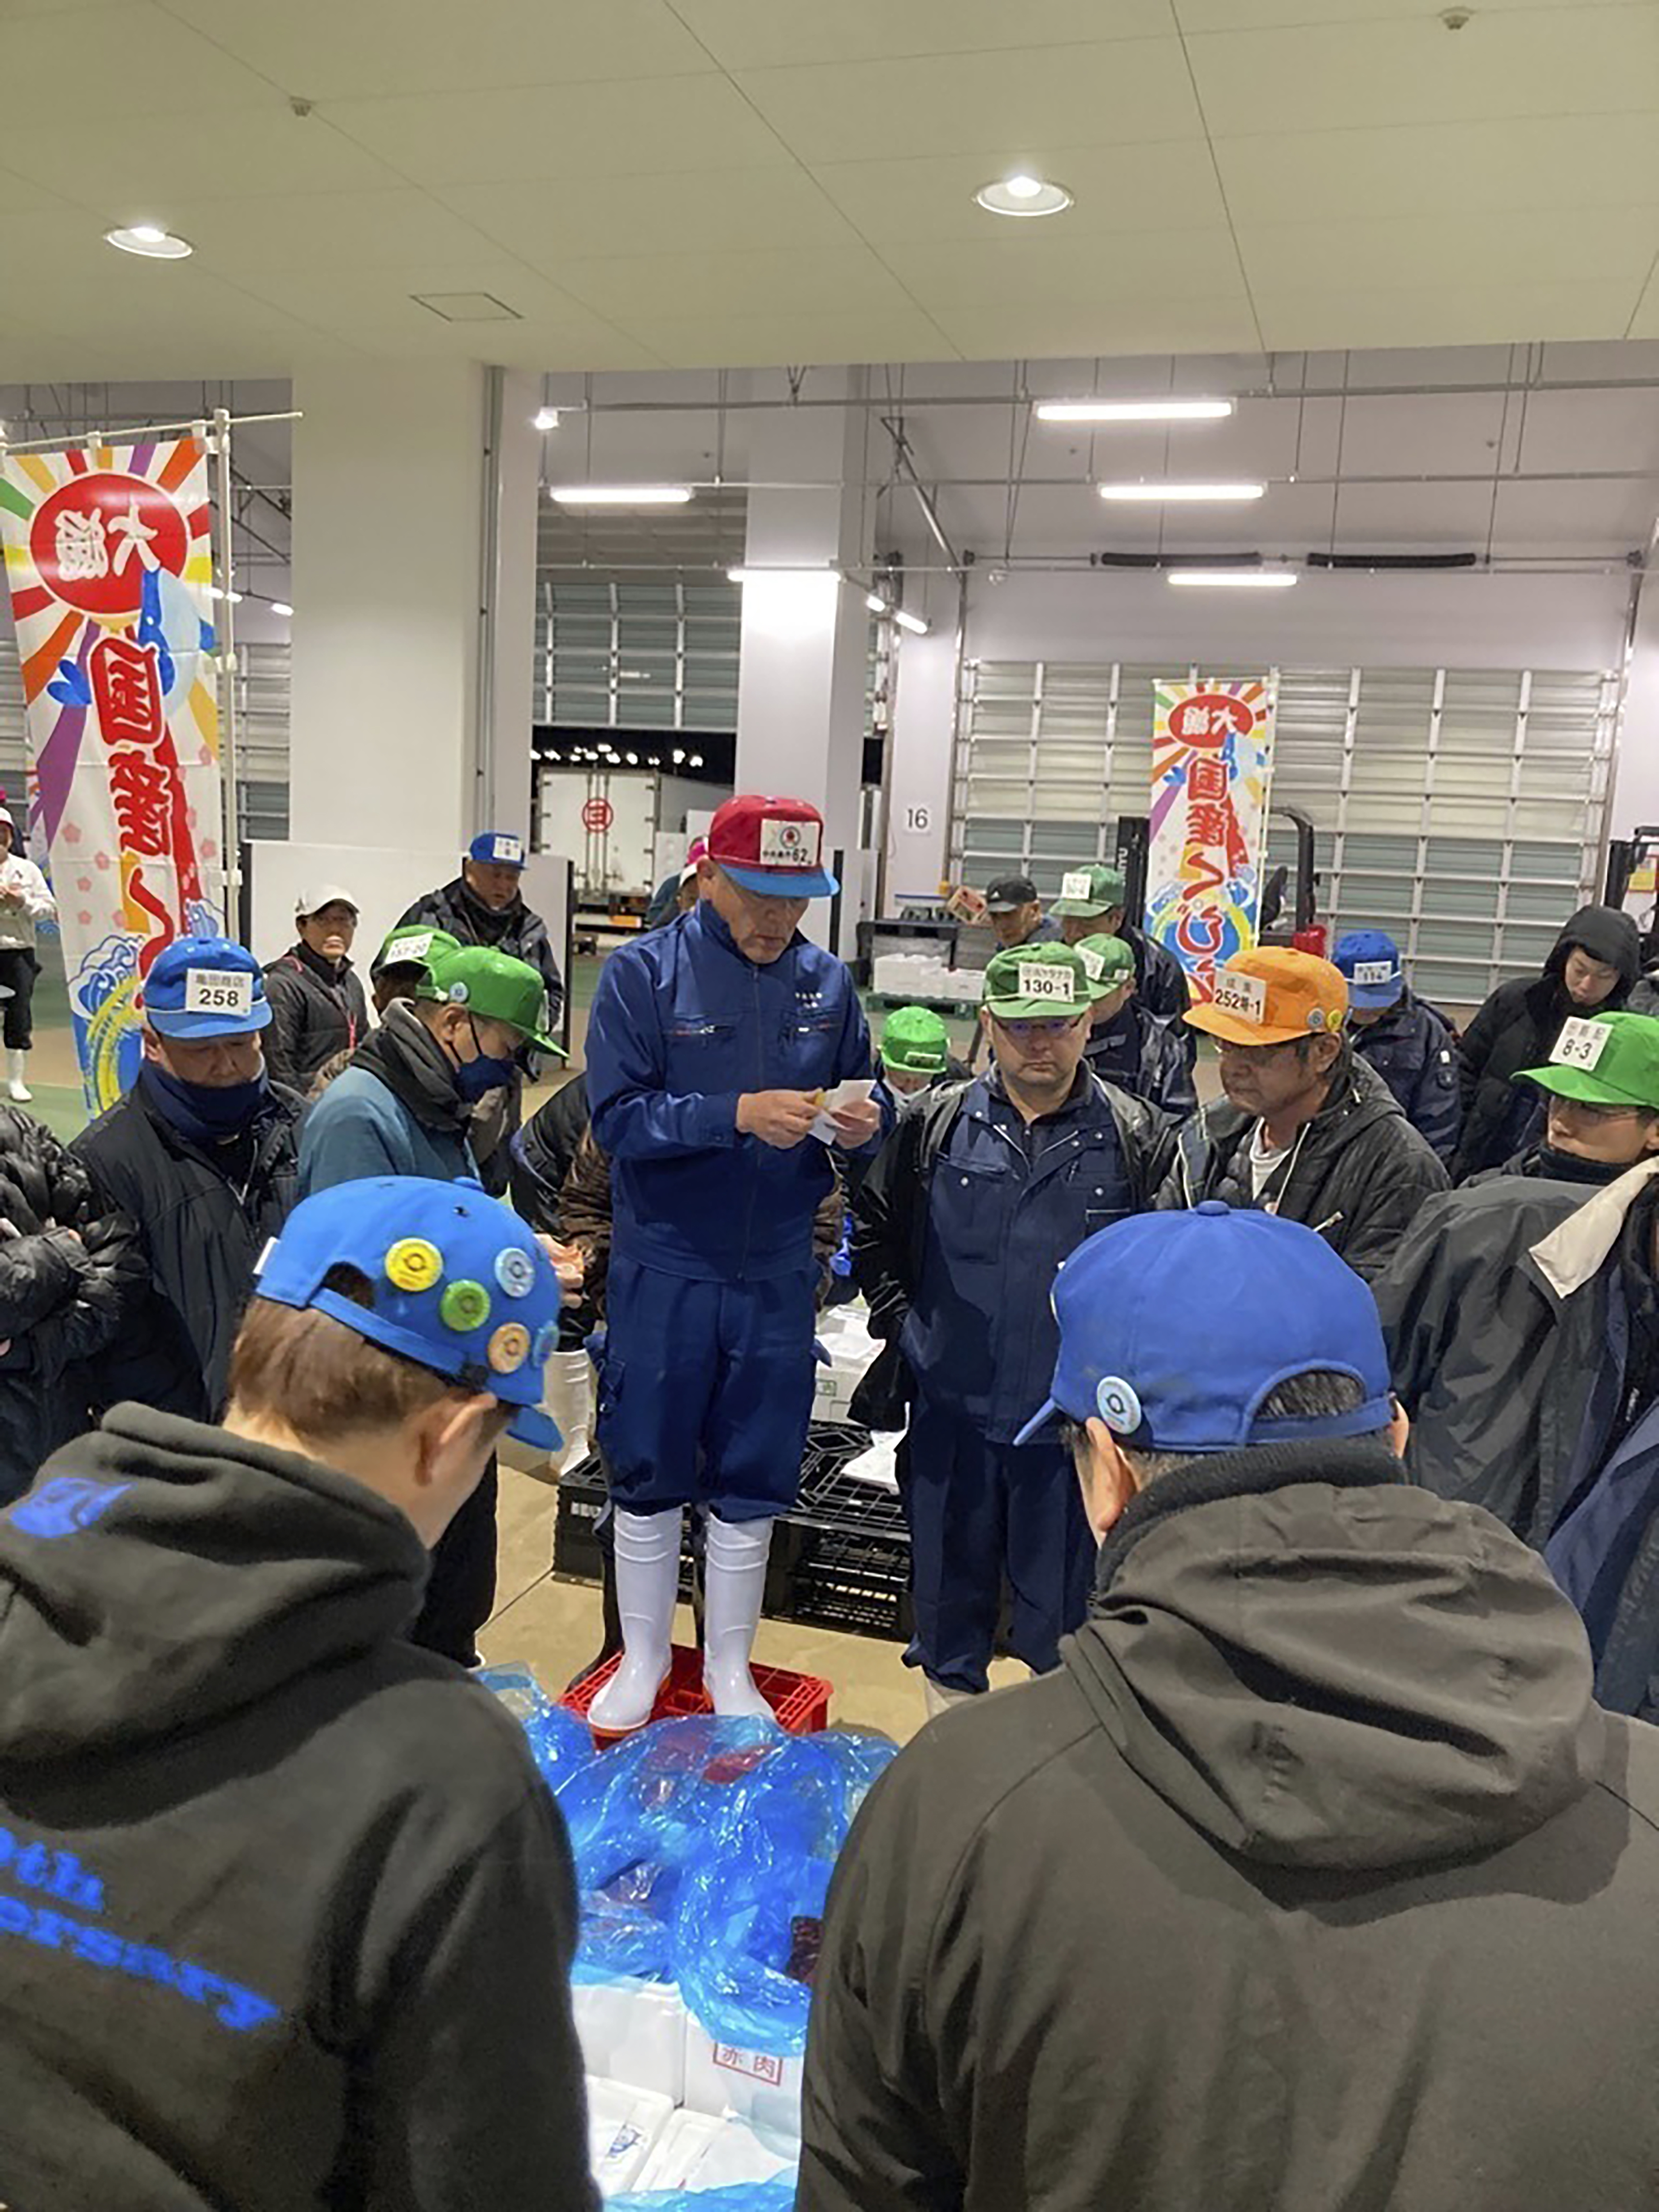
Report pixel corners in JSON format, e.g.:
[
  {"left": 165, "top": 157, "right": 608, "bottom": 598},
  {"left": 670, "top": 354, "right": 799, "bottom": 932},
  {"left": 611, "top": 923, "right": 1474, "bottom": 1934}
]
[
  {"left": 253, "top": 1176, "right": 563, "bottom": 1450},
  {"left": 142, "top": 935, "right": 272, "bottom": 1041}
]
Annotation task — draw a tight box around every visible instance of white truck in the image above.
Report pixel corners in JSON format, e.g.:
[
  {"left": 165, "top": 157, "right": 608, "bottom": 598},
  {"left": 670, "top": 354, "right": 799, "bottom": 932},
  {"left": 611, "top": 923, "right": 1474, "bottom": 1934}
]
[{"left": 537, "top": 768, "right": 720, "bottom": 906}]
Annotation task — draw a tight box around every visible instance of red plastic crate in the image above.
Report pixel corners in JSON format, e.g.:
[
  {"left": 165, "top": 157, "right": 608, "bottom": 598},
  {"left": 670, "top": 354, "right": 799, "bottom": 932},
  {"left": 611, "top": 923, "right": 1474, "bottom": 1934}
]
[{"left": 561, "top": 1642, "right": 831, "bottom": 1741}]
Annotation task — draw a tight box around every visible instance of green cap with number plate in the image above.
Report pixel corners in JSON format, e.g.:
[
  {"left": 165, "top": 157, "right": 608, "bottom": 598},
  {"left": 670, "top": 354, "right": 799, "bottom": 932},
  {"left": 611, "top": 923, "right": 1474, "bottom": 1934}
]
[
  {"left": 1517, "top": 1010, "right": 1659, "bottom": 1108},
  {"left": 1049, "top": 863, "right": 1128, "bottom": 919},
  {"left": 983, "top": 943, "right": 1093, "bottom": 1021},
  {"left": 372, "top": 926, "right": 461, "bottom": 983},
  {"left": 1073, "top": 933, "right": 1137, "bottom": 1001}
]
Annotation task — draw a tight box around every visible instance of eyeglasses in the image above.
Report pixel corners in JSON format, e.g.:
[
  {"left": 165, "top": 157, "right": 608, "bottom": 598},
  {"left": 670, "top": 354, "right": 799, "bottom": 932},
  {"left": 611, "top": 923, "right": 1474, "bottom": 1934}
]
[
  {"left": 1549, "top": 1096, "right": 1643, "bottom": 1124},
  {"left": 991, "top": 1015, "right": 1083, "bottom": 1039},
  {"left": 1214, "top": 1036, "right": 1309, "bottom": 1065}
]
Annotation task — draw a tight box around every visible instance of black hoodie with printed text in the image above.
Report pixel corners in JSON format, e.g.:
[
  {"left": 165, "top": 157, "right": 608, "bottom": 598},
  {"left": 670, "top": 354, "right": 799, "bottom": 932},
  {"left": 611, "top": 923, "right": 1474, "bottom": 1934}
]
[
  {"left": 0, "top": 1405, "right": 596, "bottom": 2212},
  {"left": 800, "top": 1440, "right": 1659, "bottom": 2212}
]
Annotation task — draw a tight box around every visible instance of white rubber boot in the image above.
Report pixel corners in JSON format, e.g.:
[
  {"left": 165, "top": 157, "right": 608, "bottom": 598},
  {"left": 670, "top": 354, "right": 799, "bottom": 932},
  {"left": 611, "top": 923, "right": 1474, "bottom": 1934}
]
[
  {"left": 8, "top": 1051, "right": 30, "bottom": 1104},
  {"left": 922, "top": 1676, "right": 978, "bottom": 1720},
  {"left": 703, "top": 1516, "right": 776, "bottom": 1719},
  {"left": 544, "top": 1350, "right": 594, "bottom": 1473},
  {"left": 588, "top": 1508, "right": 681, "bottom": 1732}
]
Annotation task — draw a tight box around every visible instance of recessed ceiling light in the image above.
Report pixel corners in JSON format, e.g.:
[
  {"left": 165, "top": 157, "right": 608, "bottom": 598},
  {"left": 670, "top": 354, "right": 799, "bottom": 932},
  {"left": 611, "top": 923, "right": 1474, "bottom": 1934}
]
[
  {"left": 533, "top": 406, "right": 560, "bottom": 431},
  {"left": 106, "top": 223, "right": 192, "bottom": 260},
  {"left": 866, "top": 591, "right": 888, "bottom": 613},
  {"left": 206, "top": 585, "right": 243, "bottom": 603},
  {"left": 975, "top": 173, "right": 1073, "bottom": 219},
  {"left": 1099, "top": 481, "right": 1265, "bottom": 503},
  {"left": 270, "top": 601, "right": 294, "bottom": 618},
  {"left": 1168, "top": 568, "right": 1298, "bottom": 589},
  {"left": 550, "top": 484, "right": 693, "bottom": 506},
  {"left": 893, "top": 608, "right": 929, "bottom": 635},
  {"left": 1037, "top": 398, "right": 1234, "bottom": 424}
]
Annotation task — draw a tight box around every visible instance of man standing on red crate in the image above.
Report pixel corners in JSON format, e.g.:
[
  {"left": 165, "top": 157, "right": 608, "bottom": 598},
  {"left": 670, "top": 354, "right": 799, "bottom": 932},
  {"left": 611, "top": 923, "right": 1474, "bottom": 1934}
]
[{"left": 583, "top": 794, "right": 883, "bottom": 1732}]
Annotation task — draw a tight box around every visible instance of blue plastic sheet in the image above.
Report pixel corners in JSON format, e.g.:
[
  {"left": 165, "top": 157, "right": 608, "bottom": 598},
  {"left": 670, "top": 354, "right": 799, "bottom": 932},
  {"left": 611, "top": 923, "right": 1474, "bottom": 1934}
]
[
  {"left": 554, "top": 1715, "right": 784, "bottom": 1985},
  {"left": 609, "top": 2180, "right": 796, "bottom": 2212},
  {"left": 672, "top": 1730, "right": 898, "bottom": 2055},
  {"left": 476, "top": 1664, "right": 597, "bottom": 1796}
]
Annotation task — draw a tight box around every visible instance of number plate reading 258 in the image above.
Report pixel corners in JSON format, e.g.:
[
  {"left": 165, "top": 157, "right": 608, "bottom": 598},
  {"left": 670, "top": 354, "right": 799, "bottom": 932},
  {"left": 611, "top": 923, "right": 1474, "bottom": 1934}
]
[{"left": 184, "top": 969, "right": 255, "bottom": 1018}]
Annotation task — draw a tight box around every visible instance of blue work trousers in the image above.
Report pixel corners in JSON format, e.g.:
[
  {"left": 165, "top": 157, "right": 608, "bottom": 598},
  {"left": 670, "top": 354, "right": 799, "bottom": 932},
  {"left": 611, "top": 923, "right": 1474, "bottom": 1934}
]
[
  {"left": 903, "top": 1391, "right": 1096, "bottom": 1695},
  {"left": 597, "top": 1255, "right": 818, "bottom": 1522}
]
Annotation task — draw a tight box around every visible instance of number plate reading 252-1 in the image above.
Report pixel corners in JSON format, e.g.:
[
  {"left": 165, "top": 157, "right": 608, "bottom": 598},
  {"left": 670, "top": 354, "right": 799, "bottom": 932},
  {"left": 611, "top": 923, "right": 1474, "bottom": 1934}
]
[{"left": 1211, "top": 971, "right": 1266, "bottom": 1025}]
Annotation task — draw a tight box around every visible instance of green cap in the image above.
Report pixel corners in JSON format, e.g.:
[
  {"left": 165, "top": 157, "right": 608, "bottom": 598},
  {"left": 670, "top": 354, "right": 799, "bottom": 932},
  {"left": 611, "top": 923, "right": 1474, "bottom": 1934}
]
[
  {"left": 1073, "top": 933, "right": 1137, "bottom": 1001},
  {"left": 1516, "top": 1010, "right": 1659, "bottom": 1108},
  {"left": 880, "top": 1005, "right": 951, "bottom": 1074},
  {"left": 372, "top": 925, "right": 461, "bottom": 982},
  {"left": 1049, "top": 863, "right": 1127, "bottom": 919},
  {"left": 983, "top": 944, "right": 1093, "bottom": 1021},
  {"left": 418, "top": 943, "right": 566, "bottom": 1058}
]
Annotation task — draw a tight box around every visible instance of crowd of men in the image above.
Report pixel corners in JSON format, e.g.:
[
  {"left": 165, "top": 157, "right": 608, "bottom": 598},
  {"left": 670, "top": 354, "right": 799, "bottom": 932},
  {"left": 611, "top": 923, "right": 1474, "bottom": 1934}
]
[{"left": 4, "top": 808, "right": 1659, "bottom": 2208}]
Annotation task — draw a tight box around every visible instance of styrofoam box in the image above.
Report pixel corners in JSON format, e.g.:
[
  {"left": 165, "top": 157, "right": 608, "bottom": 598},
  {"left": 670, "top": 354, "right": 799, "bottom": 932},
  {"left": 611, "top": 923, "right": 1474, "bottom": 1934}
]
[
  {"left": 572, "top": 1977, "right": 687, "bottom": 2104},
  {"left": 683, "top": 2018, "right": 805, "bottom": 2139},
  {"left": 635, "top": 2108, "right": 799, "bottom": 2196},
  {"left": 586, "top": 2076, "right": 675, "bottom": 2200}
]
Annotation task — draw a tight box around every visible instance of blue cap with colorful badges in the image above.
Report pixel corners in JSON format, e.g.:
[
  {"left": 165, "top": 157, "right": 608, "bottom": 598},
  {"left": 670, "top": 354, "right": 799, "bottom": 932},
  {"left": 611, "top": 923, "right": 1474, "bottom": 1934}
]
[
  {"left": 469, "top": 831, "right": 526, "bottom": 869},
  {"left": 1014, "top": 1201, "right": 1393, "bottom": 1452},
  {"left": 142, "top": 935, "right": 273, "bottom": 1041},
  {"left": 1333, "top": 929, "right": 1405, "bottom": 1012},
  {"left": 253, "top": 1176, "right": 563, "bottom": 1450}
]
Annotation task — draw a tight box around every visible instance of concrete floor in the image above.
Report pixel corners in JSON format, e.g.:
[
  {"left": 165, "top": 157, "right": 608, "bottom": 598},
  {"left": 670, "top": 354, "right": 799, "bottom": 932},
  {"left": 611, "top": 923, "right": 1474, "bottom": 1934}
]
[{"left": 479, "top": 1448, "right": 1029, "bottom": 1746}]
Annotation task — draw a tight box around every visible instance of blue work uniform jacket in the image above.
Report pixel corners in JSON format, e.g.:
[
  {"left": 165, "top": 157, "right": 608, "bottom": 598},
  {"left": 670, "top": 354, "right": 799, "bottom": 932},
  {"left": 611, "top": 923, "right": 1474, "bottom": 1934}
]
[
  {"left": 1084, "top": 1000, "right": 1196, "bottom": 1121},
  {"left": 1352, "top": 991, "right": 1461, "bottom": 1163},
  {"left": 873, "top": 1072, "right": 1151, "bottom": 1442},
  {"left": 586, "top": 901, "right": 875, "bottom": 1284}
]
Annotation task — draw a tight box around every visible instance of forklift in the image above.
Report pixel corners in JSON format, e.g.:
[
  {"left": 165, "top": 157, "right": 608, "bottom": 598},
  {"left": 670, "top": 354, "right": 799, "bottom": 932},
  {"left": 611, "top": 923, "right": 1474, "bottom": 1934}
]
[{"left": 1113, "top": 804, "right": 1326, "bottom": 956}]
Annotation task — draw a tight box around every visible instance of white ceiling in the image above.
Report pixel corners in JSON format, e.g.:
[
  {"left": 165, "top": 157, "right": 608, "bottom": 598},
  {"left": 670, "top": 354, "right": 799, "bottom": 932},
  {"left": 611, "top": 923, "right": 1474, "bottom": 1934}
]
[{"left": 0, "top": 0, "right": 1655, "bottom": 379}]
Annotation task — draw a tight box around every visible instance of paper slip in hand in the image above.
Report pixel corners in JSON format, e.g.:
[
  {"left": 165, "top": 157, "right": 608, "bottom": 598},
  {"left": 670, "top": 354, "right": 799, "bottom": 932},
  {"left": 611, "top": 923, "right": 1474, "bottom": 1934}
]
[{"left": 809, "top": 1076, "right": 877, "bottom": 1144}]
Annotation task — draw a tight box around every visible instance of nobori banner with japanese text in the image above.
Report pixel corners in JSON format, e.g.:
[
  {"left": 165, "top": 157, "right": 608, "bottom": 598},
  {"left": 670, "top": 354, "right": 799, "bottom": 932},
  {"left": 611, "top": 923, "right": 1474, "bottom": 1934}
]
[
  {"left": 1146, "top": 677, "right": 1276, "bottom": 1004},
  {"left": 0, "top": 438, "right": 225, "bottom": 1109}
]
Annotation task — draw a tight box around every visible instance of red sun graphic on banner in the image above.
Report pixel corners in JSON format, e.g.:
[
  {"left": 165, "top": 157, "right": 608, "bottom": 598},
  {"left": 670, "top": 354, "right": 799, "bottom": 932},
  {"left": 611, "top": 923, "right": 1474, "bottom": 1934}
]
[
  {"left": 1168, "top": 691, "right": 1256, "bottom": 748},
  {"left": 29, "top": 472, "right": 190, "bottom": 621}
]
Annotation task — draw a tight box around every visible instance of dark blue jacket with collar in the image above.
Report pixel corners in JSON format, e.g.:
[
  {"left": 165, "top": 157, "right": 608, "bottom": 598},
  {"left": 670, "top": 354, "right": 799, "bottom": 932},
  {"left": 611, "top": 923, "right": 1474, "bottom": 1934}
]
[
  {"left": 1351, "top": 990, "right": 1461, "bottom": 1162},
  {"left": 586, "top": 901, "right": 875, "bottom": 1285},
  {"left": 855, "top": 1071, "right": 1171, "bottom": 1443}
]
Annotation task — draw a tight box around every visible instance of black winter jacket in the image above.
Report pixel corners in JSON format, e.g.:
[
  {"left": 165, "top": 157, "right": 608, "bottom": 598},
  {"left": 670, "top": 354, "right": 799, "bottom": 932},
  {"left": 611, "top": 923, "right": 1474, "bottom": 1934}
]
[
  {"left": 1452, "top": 904, "right": 1640, "bottom": 1180},
  {"left": 1155, "top": 1048, "right": 1448, "bottom": 1281},
  {"left": 0, "top": 1106, "right": 145, "bottom": 1499},
  {"left": 799, "top": 1439, "right": 1659, "bottom": 2212},
  {"left": 508, "top": 1075, "right": 590, "bottom": 1233},
  {"left": 1375, "top": 1167, "right": 1659, "bottom": 1720},
  {"left": 261, "top": 944, "right": 369, "bottom": 1095},
  {"left": 73, "top": 1080, "right": 306, "bottom": 1420},
  {"left": 1083, "top": 999, "right": 1196, "bottom": 1120},
  {"left": 397, "top": 876, "right": 565, "bottom": 1030}
]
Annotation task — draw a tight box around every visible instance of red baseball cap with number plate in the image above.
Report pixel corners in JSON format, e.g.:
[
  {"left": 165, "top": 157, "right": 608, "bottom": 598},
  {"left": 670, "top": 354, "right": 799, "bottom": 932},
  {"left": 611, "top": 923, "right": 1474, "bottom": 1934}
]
[
  {"left": 707, "top": 794, "right": 838, "bottom": 899},
  {"left": 1185, "top": 947, "right": 1348, "bottom": 1048}
]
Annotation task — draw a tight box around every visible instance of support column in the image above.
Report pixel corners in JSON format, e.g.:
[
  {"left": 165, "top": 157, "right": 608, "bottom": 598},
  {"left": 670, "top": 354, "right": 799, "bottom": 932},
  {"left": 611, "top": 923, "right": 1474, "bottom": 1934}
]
[
  {"left": 288, "top": 362, "right": 539, "bottom": 856},
  {"left": 885, "top": 574, "right": 960, "bottom": 907},
  {"left": 734, "top": 371, "right": 873, "bottom": 958}
]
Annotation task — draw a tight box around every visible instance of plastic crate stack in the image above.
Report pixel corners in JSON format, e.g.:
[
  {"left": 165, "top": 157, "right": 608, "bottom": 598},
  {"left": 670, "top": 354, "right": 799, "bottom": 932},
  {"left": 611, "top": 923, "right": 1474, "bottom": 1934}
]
[{"left": 553, "top": 1423, "right": 912, "bottom": 1645}]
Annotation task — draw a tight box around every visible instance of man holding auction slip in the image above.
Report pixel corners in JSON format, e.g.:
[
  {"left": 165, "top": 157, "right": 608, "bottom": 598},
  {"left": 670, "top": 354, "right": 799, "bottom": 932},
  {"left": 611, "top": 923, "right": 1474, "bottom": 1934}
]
[{"left": 582, "top": 794, "right": 883, "bottom": 1731}]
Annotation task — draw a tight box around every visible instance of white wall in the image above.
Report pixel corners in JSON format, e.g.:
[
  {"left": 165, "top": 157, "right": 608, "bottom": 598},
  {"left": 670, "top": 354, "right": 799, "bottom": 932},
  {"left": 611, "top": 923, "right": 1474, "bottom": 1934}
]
[
  {"left": 1610, "top": 576, "right": 1659, "bottom": 837},
  {"left": 964, "top": 566, "right": 1632, "bottom": 673}
]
